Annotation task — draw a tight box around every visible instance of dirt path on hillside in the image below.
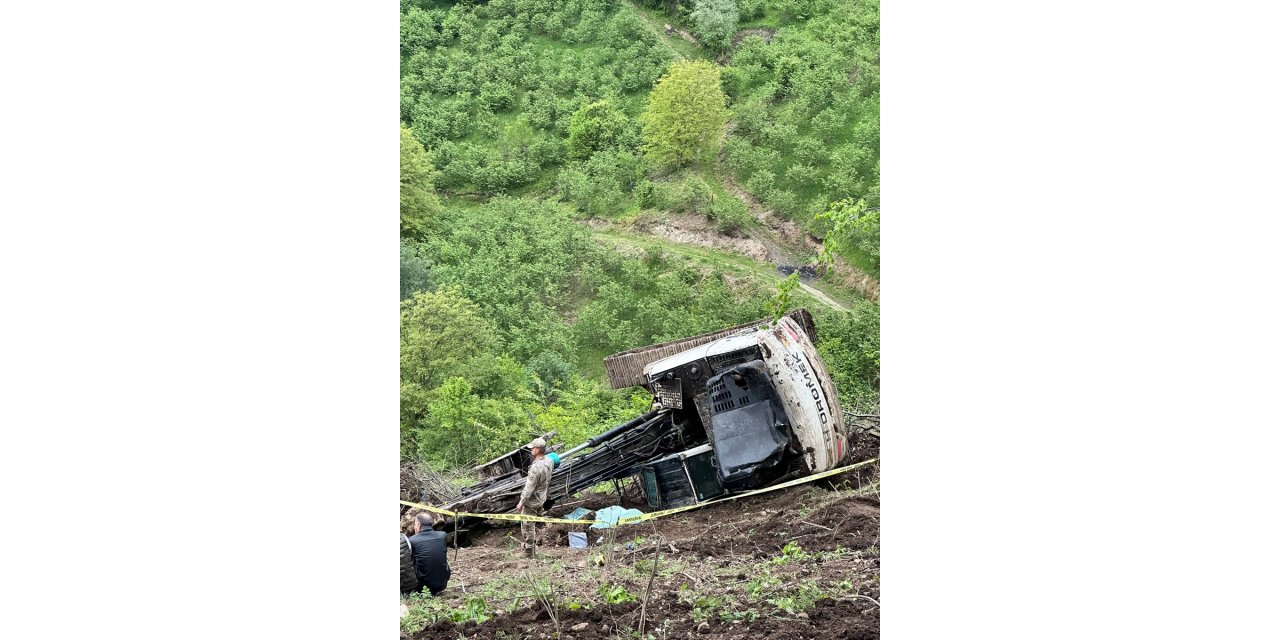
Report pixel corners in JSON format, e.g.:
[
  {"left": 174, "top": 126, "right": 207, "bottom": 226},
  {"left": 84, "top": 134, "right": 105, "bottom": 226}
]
[
  {"left": 718, "top": 171, "right": 880, "bottom": 303},
  {"left": 797, "top": 281, "right": 849, "bottom": 312},
  {"left": 623, "top": 0, "right": 689, "bottom": 61},
  {"left": 591, "top": 216, "right": 854, "bottom": 313}
]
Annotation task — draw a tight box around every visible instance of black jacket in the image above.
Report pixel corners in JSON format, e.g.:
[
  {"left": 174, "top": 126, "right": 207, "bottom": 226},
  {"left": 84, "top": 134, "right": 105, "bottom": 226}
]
[
  {"left": 407, "top": 529, "right": 451, "bottom": 595},
  {"left": 400, "top": 534, "right": 421, "bottom": 594}
]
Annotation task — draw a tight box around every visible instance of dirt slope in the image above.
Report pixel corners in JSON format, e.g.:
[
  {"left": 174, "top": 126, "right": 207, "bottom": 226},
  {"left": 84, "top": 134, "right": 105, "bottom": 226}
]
[{"left": 402, "top": 444, "right": 881, "bottom": 639}]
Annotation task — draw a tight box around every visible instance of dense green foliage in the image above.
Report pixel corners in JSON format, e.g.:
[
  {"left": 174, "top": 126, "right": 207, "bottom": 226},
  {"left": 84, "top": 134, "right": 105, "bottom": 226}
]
[
  {"left": 640, "top": 61, "right": 729, "bottom": 169},
  {"left": 399, "top": 0, "right": 881, "bottom": 469},
  {"left": 566, "top": 100, "right": 636, "bottom": 161},
  {"left": 817, "top": 197, "right": 879, "bottom": 277},
  {"left": 400, "top": 125, "right": 443, "bottom": 237},
  {"left": 721, "top": 0, "right": 880, "bottom": 227},
  {"left": 691, "top": 0, "right": 740, "bottom": 54},
  {"left": 814, "top": 301, "right": 880, "bottom": 410},
  {"left": 400, "top": 0, "right": 674, "bottom": 194}
]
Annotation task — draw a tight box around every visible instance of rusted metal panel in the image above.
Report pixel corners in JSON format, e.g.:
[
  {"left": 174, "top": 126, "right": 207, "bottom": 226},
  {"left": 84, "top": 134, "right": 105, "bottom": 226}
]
[
  {"left": 652, "top": 377, "right": 683, "bottom": 409},
  {"left": 603, "top": 309, "right": 816, "bottom": 390}
]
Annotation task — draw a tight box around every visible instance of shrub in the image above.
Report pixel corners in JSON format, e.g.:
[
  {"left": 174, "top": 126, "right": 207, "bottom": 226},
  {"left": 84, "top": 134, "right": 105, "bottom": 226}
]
[
  {"left": 710, "top": 196, "right": 753, "bottom": 235},
  {"left": 653, "top": 176, "right": 715, "bottom": 215},
  {"left": 737, "top": 0, "right": 766, "bottom": 20}
]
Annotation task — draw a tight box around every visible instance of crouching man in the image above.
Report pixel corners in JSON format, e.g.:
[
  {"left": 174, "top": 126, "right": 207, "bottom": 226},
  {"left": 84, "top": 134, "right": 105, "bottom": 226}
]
[{"left": 403, "top": 512, "right": 451, "bottom": 596}]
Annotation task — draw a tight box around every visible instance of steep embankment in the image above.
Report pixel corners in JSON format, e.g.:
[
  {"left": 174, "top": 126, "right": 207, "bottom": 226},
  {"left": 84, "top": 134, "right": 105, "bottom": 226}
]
[{"left": 400, "top": 456, "right": 881, "bottom": 640}]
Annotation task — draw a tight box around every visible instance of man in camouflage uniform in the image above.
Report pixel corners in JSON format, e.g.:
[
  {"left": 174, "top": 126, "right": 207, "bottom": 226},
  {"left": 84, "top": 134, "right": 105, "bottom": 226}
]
[{"left": 516, "top": 437, "right": 554, "bottom": 558}]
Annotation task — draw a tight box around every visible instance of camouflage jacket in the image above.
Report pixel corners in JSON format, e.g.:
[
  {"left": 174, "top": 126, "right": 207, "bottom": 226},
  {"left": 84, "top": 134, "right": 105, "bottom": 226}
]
[{"left": 519, "top": 456, "right": 554, "bottom": 510}]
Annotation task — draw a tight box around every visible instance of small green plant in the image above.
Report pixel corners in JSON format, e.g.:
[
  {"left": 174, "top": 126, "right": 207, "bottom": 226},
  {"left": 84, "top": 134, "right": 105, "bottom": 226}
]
[
  {"left": 448, "top": 596, "right": 492, "bottom": 624},
  {"left": 720, "top": 607, "right": 760, "bottom": 622},
  {"left": 691, "top": 594, "right": 726, "bottom": 623},
  {"left": 766, "top": 272, "right": 800, "bottom": 323},
  {"left": 768, "top": 581, "right": 824, "bottom": 614},
  {"left": 599, "top": 584, "right": 638, "bottom": 604},
  {"left": 745, "top": 571, "right": 782, "bottom": 598},
  {"left": 771, "top": 540, "right": 812, "bottom": 565},
  {"left": 399, "top": 594, "right": 492, "bottom": 633}
]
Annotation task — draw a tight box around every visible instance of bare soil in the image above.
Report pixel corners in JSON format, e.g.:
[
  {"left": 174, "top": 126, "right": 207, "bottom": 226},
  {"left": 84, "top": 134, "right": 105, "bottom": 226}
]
[
  {"left": 402, "top": 438, "right": 880, "bottom": 639},
  {"left": 633, "top": 212, "right": 773, "bottom": 262},
  {"left": 733, "top": 28, "right": 777, "bottom": 48}
]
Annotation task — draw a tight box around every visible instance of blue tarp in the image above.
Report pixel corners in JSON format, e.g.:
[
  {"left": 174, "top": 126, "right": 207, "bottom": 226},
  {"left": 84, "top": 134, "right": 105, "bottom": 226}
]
[
  {"left": 589, "top": 505, "right": 646, "bottom": 529},
  {"left": 565, "top": 507, "right": 593, "bottom": 521}
]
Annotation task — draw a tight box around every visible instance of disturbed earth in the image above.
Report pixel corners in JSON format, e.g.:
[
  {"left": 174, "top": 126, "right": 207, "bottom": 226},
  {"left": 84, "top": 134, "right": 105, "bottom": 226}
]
[{"left": 401, "top": 447, "right": 880, "bottom": 640}]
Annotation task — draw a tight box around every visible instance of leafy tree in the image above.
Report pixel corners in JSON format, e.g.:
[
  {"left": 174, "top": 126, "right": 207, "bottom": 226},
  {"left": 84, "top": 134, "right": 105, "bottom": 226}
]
[
  {"left": 401, "top": 288, "right": 511, "bottom": 462},
  {"left": 556, "top": 150, "right": 645, "bottom": 217},
  {"left": 777, "top": 0, "right": 831, "bottom": 20},
  {"left": 400, "top": 8, "right": 441, "bottom": 55},
  {"left": 690, "top": 0, "right": 739, "bottom": 54},
  {"left": 566, "top": 100, "right": 633, "bottom": 160},
  {"left": 400, "top": 288, "right": 501, "bottom": 396},
  {"left": 816, "top": 198, "right": 879, "bottom": 277},
  {"left": 527, "top": 351, "right": 575, "bottom": 406},
  {"left": 651, "top": 175, "right": 715, "bottom": 215},
  {"left": 532, "top": 378, "right": 652, "bottom": 450},
  {"left": 410, "top": 376, "right": 532, "bottom": 468},
  {"left": 400, "top": 239, "right": 433, "bottom": 300},
  {"left": 421, "top": 198, "right": 594, "bottom": 361},
  {"left": 400, "top": 125, "right": 443, "bottom": 237},
  {"left": 640, "top": 61, "right": 729, "bottom": 169}
]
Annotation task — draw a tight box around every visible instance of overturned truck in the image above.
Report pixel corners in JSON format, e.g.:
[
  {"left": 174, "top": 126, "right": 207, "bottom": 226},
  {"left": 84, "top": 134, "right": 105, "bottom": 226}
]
[{"left": 437, "top": 309, "right": 848, "bottom": 517}]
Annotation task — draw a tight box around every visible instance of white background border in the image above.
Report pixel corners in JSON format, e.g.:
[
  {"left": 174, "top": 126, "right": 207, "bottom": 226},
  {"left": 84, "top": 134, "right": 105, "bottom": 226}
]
[{"left": 2, "top": 1, "right": 1278, "bottom": 638}]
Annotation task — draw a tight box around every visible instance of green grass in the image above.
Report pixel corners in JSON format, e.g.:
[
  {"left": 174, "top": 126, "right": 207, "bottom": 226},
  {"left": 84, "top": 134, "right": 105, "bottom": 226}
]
[
  {"left": 592, "top": 227, "right": 859, "bottom": 311},
  {"left": 738, "top": 7, "right": 793, "bottom": 30},
  {"left": 620, "top": 0, "right": 712, "bottom": 63}
]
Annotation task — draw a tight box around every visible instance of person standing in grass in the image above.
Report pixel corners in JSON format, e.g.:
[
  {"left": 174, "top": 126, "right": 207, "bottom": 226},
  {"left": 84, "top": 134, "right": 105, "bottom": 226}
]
[{"left": 516, "top": 437, "right": 554, "bottom": 558}]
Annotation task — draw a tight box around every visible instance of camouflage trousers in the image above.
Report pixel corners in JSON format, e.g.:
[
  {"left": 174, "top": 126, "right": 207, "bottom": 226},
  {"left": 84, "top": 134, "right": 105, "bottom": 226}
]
[{"left": 520, "top": 507, "right": 545, "bottom": 555}]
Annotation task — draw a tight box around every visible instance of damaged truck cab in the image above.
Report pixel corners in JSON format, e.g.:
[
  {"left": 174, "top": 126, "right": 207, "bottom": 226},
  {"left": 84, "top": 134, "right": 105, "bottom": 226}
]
[{"left": 631, "top": 310, "right": 847, "bottom": 507}]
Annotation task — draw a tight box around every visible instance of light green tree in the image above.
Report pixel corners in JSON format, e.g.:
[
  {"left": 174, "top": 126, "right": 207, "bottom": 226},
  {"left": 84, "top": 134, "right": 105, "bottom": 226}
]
[
  {"left": 400, "top": 124, "right": 443, "bottom": 238},
  {"left": 400, "top": 288, "right": 499, "bottom": 406},
  {"left": 639, "top": 61, "right": 729, "bottom": 169}
]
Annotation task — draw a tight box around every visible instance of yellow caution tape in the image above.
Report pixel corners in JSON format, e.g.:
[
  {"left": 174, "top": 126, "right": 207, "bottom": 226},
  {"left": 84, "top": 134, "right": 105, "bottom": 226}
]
[
  {"left": 615, "top": 457, "right": 877, "bottom": 525},
  {"left": 397, "top": 501, "right": 594, "bottom": 525},
  {"left": 399, "top": 457, "right": 877, "bottom": 527}
]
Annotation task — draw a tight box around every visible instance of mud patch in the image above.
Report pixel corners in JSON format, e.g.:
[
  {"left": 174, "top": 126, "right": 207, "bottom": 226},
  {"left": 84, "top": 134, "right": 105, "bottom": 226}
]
[
  {"left": 634, "top": 212, "right": 772, "bottom": 262},
  {"left": 408, "top": 597, "right": 878, "bottom": 640},
  {"left": 409, "top": 461, "right": 881, "bottom": 640},
  {"left": 733, "top": 27, "right": 777, "bottom": 47}
]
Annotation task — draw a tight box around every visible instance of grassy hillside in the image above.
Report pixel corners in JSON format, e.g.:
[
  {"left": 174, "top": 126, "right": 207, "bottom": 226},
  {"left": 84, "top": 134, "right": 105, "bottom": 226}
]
[
  {"left": 400, "top": 0, "right": 675, "bottom": 195},
  {"left": 399, "top": 0, "right": 880, "bottom": 467}
]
